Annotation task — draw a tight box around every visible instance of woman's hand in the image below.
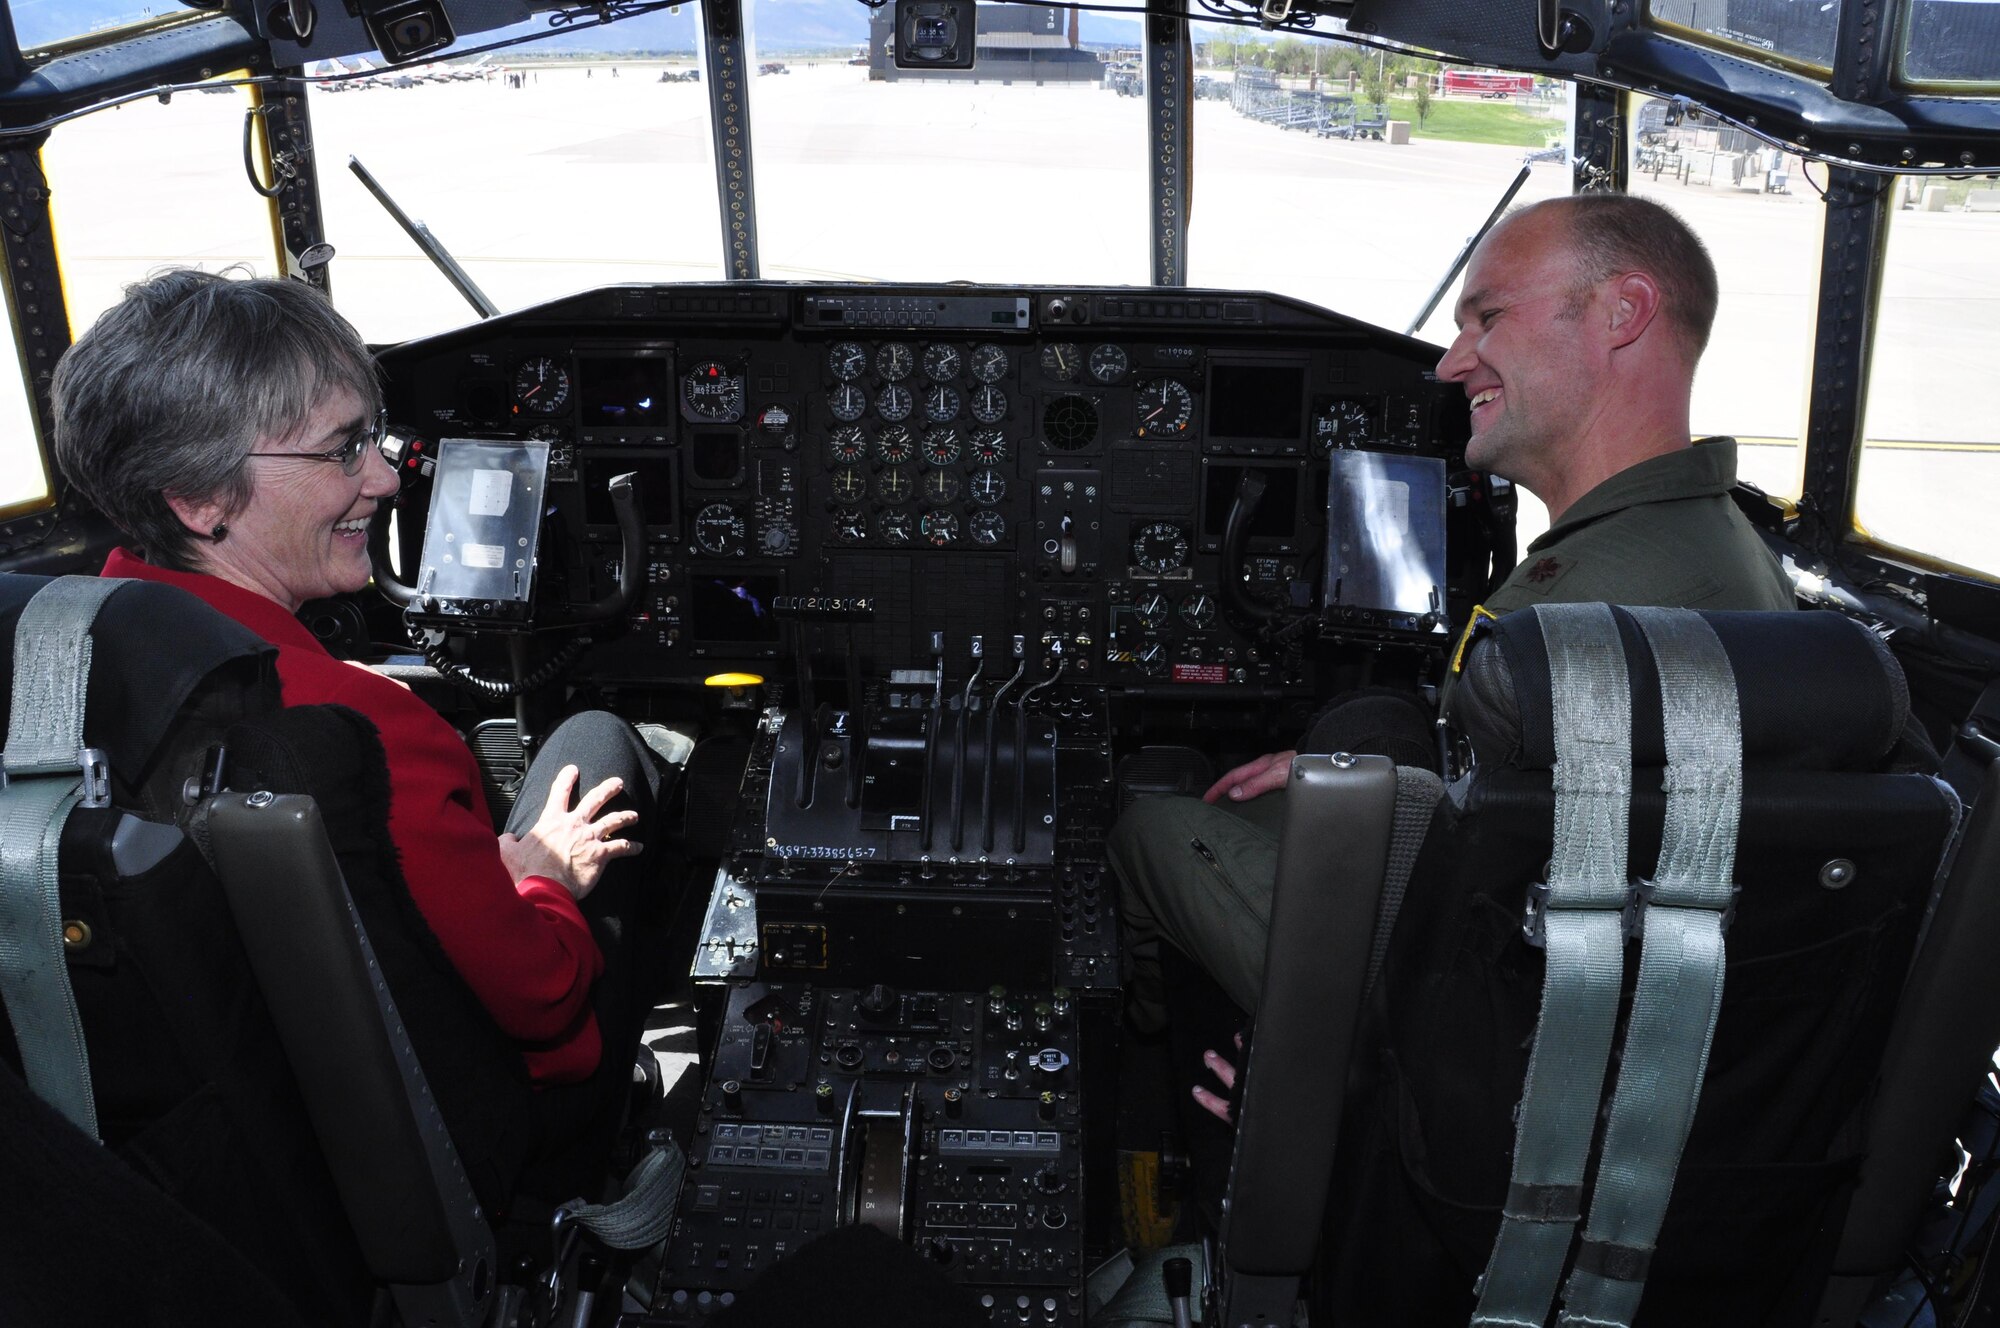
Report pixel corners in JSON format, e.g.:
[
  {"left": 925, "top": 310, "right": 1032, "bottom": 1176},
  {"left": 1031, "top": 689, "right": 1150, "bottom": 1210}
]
[
  {"left": 1202, "top": 751, "right": 1297, "bottom": 804},
  {"left": 498, "top": 765, "right": 641, "bottom": 902}
]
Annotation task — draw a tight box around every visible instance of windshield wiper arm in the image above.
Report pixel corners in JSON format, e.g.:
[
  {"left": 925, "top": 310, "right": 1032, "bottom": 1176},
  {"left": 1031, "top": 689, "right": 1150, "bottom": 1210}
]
[
  {"left": 1406, "top": 163, "right": 1532, "bottom": 338},
  {"left": 347, "top": 155, "right": 498, "bottom": 320}
]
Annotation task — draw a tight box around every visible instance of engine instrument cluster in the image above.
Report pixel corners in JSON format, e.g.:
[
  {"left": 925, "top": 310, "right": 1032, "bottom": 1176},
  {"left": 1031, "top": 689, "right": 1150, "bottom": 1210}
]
[{"left": 378, "top": 283, "right": 1488, "bottom": 694}]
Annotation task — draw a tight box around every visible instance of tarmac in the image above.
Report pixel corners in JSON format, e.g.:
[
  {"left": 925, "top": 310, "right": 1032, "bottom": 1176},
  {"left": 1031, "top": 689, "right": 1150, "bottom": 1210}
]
[{"left": 12, "top": 58, "right": 1997, "bottom": 569}]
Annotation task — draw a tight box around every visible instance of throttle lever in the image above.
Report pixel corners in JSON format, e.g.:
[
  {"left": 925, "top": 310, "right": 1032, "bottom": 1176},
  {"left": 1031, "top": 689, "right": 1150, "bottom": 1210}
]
[{"left": 981, "top": 636, "right": 1027, "bottom": 854}]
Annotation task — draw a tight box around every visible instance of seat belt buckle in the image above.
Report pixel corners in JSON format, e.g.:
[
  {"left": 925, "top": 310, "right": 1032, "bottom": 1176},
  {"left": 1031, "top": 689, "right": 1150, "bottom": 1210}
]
[
  {"left": 1522, "top": 880, "right": 1552, "bottom": 948},
  {"left": 1622, "top": 880, "right": 1656, "bottom": 939},
  {"left": 80, "top": 748, "right": 112, "bottom": 809}
]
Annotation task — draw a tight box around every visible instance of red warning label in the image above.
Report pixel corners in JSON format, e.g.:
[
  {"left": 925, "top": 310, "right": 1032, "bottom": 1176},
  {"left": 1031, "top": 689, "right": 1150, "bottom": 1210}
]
[{"left": 1171, "top": 664, "right": 1228, "bottom": 684}]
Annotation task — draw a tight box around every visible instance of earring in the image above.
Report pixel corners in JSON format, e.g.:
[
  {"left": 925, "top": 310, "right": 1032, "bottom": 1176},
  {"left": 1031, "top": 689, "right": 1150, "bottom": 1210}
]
[{"left": 210, "top": 523, "right": 229, "bottom": 542}]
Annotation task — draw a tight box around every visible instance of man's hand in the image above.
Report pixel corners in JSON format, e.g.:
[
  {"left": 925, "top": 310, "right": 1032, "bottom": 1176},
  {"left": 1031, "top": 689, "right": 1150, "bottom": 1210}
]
[
  {"left": 1192, "top": 1033, "right": 1246, "bottom": 1125},
  {"left": 1201, "top": 750, "right": 1297, "bottom": 804},
  {"left": 499, "top": 765, "right": 642, "bottom": 902}
]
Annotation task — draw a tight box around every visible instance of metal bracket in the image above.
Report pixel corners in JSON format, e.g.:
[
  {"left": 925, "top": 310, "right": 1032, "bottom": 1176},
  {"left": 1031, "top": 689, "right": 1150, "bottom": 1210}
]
[
  {"left": 702, "top": 0, "right": 762, "bottom": 281},
  {"left": 250, "top": 76, "right": 334, "bottom": 293},
  {"left": 1144, "top": 0, "right": 1191, "bottom": 288}
]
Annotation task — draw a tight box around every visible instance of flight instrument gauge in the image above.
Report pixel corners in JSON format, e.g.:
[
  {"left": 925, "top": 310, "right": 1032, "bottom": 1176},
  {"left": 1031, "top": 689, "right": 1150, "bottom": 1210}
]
[
  {"left": 683, "top": 361, "right": 746, "bottom": 423},
  {"left": 922, "top": 427, "right": 962, "bottom": 466},
  {"left": 969, "top": 385, "right": 1008, "bottom": 425},
  {"left": 833, "top": 508, "right": 868, "bottom": 544},
  {"left": 968, "top": 469, "right": 1006, "bottom": 505},
  {"left": 1134, "top": 378, "right": 1193, "bottom": 437},
  {"left": 829, "top": 383, "right": 869, "bottom": 423},
  {"left": 828, "top": 426, "right": 869, "bottom": 465},
  {"left": 878, "top": 510, "right": 914, "bottom": 544},
  {"left": 925, "top": 385, "right": 961, "bottom": 423},
  {"left": 922, "top": 470, "right": 961, "bottom": 504},
  {"left": 1088, "top": 344, "right": 1129, "bottom": 384},
  {"left": 969, "top": 344, "right": 1010, "bottom": 384},
  {"left": 513, "top": 357, "right": 572, "bottom": 416},
  {"left": 875, "top": 342, "right": 915, "bottom": 382},
  {"left": 1135, "top": 592, "right": 1170, "bottom": 629},
  {"left": 923, "top": 344, "right": 963, "bottom": 382},
  {"left": 828, "top": 342, "right": 869, "bottom": 382},
  {"left": 1180, "top": 593, "right": 1217, "bottom": 631},
  {"left": 830, "top": 468, "right": 867, "bottom": 502},
  {"left": 876, "top": 384, "right": 914, "bottom": 422},
  {"left": 876, "top": 467, "right": 914, "bottom": 504},
  {"left": 693, "top": 503, "right": 747, "bottom": 556},
  {"left": 1040, "top": 343, "right": 1081, "bottom": 382},
  {"left": 969, "top": 428, "right": 1009, "bottom": 465},
  {"left": 969, "top": 510, "right": 1006, "bottom": 545},
  {"left": 921, "top": 509, "right": 960, "bottom": 547},
  {"left": 1132, "top": 521, "right": 1190, "bottom": 574},
  {"left": 875, "top": 425, "right": 916, "bottom": 465},
  {"left": 1313, "top": 398, "right": 1377, "bottom": 452}
]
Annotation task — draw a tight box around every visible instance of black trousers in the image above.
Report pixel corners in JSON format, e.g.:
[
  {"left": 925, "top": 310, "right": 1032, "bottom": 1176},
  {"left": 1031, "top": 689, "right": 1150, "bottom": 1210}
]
[{"left": 505, "top": 711, "right": 670, "bottom": 1202}]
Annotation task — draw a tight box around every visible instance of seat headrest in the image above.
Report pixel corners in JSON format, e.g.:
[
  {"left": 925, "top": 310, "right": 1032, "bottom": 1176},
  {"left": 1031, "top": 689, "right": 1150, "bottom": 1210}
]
[
  {"left": 1452, "top": 606, "right": 1910, "bottom": 772},
  {"left": 0, "top": 574, "right": 276, "bottom": 780}
]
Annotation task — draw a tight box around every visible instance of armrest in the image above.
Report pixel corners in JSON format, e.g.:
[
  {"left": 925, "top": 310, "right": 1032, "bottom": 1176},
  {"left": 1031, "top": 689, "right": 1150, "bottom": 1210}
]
[
  {"left": 1219, "top": 754, "right": 1399, "bottom": 1294},
  {"left": 201, "top": 792, "right": 495, "bottom": 1324}
]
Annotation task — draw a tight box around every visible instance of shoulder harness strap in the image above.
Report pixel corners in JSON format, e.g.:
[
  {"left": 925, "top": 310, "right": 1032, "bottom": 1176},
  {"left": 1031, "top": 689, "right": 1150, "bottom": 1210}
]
[{"left": 0, "top": 575, "right": 129, "bottom": 1139}]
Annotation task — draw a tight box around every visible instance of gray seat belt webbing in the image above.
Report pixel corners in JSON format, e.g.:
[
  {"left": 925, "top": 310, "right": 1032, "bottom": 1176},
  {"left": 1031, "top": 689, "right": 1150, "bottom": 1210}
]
[
  {"left": 1557, "top": 609, "right": 1741, "bottom": 1328},
  {"left": 0, "top": 575, "right": 128, "bottom": 1138},
  {"left": 1364, "top": 765, "right": 1446, "bottom": 998},
  {"left": 1472, "top": 603, "right": 1632, "bottom": 1328}
]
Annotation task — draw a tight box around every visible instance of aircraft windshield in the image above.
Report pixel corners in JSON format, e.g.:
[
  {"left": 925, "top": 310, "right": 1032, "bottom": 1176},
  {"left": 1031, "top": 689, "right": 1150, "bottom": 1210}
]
[{"left": 1649, "top": 0, "right": 1843, "bottom": 73}]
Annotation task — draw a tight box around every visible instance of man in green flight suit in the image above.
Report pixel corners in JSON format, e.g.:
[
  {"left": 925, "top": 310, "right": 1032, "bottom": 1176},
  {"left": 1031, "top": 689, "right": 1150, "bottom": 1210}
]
[{"left": 1111, "top": 193, "right": 1796, "bottom": 1044}]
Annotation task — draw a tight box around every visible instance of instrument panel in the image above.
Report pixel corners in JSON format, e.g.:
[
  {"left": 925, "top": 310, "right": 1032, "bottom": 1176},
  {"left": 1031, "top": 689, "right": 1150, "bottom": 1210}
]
[{"left": 377, "top": 284, "right": 1494, "bottom": 690}]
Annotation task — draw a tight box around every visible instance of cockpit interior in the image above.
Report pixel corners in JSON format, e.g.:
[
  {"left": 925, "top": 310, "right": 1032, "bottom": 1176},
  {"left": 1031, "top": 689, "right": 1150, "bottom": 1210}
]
[{"left": 2, "top": 0, "right": 2000, "bottom": 1324}]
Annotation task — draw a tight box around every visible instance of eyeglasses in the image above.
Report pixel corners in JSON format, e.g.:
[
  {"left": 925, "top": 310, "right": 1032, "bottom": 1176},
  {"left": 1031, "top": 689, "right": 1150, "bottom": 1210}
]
[{"left": 244, "top": 407, "right": 389, "bottom": 477}]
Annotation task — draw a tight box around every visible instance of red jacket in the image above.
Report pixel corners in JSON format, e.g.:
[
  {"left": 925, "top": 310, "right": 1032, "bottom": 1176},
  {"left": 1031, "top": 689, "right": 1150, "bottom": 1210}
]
[{"left": 104, "top": 550, "right": 605, "bottom": 1084}]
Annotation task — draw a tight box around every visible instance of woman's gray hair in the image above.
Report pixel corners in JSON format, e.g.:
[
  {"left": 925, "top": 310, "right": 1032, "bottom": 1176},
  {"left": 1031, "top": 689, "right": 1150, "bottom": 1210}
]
[{"left": 51, "top": 268, "right": 381, "bottom": 571}]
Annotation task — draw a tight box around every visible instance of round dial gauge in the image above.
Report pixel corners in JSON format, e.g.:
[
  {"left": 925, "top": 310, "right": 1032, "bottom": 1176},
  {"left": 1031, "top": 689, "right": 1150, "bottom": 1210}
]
[
  {"left": 874, "top": 342, "right": 915, "bottom": 382},
  {"left": 1135, "top": 592, "right": 1171, "bottom": 629},
  {"left": 829, "top": 382, "right": 869, "bottom": 423},
  {"left": 1137, "top": 643, "right": 1170, "bottom": 677},
  {"left": 827, "top": 341, "right": 869, "bottom": 382},
  {"left": 1088, "top": 344, "right": 1129, "bottom": 384},
  {"left": 923, "top": 344, "right": 963, "bottom": 382},
  {"left": 969, "top": 344, "right": 1010, "bottom": 384},
  {"left": 1313, "top": 398, "right": 1376, "bottom": 452},
  {"left": 875, "top": 467, "right": 914, "bottom": 504},
  {"left": 921, "top": 427, "right": 962, "bottom": 466},
  {"left": 969, "top": 510, "right": 1006, "bottom": 546},
  {"left": 1134, "top": 378, "right": 1194, "bottom": 437},
  {"left": 1180, "top": 593, "right": 1217, "bottom": 631},
  {"left": 920, "top": 509, "right": 960, "bottom": 547},
  {"left": 874, "top": 425, "right": 916, "bottom": 465},
  {"left": 969, "top": 385, "right": 1008, "bottom": 425},
  {"left": 925, "top": 384, "right": 961, "bottom": 423},
  {"left": 1040, "top": 342, "right": 1081, "bottom": 382},
  {"left": 1132, "top": 521, "right": 1191, "bottom": 574},
  {"left": 968, "top": 428, "right": 1010, "bottom": 465},
  {"left": 828, "top": 425, "right": 869, "bottom": 465},
  {"left": 878, "top": 510, "right": 914, "bottom": 544},
  {"left": 830, "top": 467, "right": 867, "bottom": 502},
  {"left": 512, "top": 357, "right": 572, "bottom": 416},
  {"left": 832, "top": 508, "right": 868, "bottom": 544},
  {"left": 694, "top": 503, "right": 747, "bottom": 556},
  {"left": 968, "top": 469, "right": 1007, "bottom": 506},
  {"left": 683, "top": 361, "right": 746, "bottom": 423},
  {"left": 922, "top": 469, "right": 961, "bottom": 504},
  {"left": 876, "top": 384, "right": 914, "bottom": 423}
]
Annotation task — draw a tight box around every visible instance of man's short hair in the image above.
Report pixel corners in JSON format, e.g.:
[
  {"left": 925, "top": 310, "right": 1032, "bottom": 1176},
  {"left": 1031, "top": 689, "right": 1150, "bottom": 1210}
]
[
  {"left": 1550, "top": 193, "right": 1720, "bottom": 362},
  {"left": 52, "top": 268, "right": 380, "bottom": 571}
]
